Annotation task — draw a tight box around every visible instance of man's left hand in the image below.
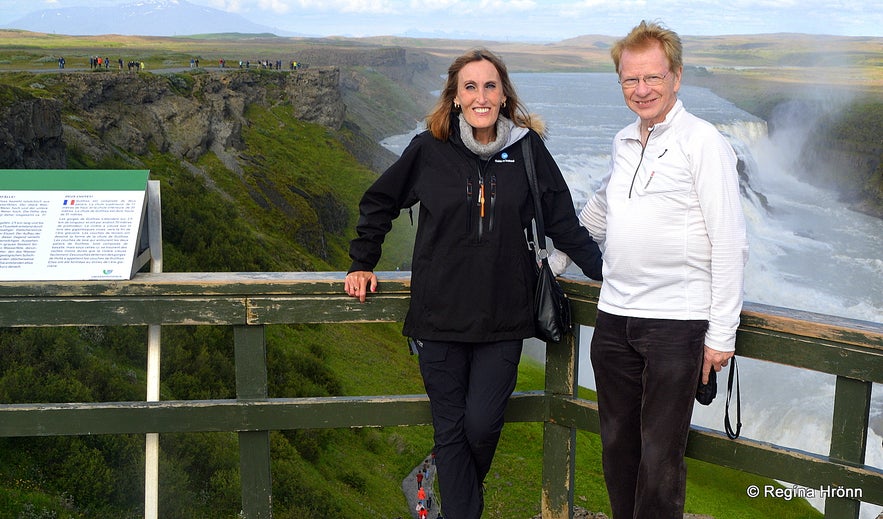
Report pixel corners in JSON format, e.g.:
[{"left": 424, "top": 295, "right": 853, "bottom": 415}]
[{"left": 702, "top": 346, "right": 734, "bottom": 384}]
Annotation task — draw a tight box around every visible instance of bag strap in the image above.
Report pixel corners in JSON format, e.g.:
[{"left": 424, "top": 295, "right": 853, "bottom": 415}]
[
  {"left": 724, "top": 356, "right": 742, "bottom": 439},
  {"left": 522, "top": 138, "right": 549, "bottom": 255}
]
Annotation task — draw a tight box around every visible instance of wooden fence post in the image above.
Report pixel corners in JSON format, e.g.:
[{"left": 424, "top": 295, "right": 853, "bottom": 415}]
[
  {"left": 235, "top": 325, "right": 273, "bottom": 519},
  {"left": 541, "top": 327, "right": 580, "bottom": 519}
]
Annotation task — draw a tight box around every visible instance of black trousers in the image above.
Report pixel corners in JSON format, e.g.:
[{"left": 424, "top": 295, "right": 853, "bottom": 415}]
[
  {"left": 590, "top": 310, "right": 707, "bottom": 519},
  {"left": 417, "top": 339, "right": 522, "bottom": 519}
]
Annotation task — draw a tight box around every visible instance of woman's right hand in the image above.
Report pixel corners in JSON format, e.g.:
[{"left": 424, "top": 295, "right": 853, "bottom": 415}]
[
  {"left": 345, "top": 271, "right": 378, "bottom": 303},
  {"left": 547, "top": 249, "right": 572, "bottom": 276}
]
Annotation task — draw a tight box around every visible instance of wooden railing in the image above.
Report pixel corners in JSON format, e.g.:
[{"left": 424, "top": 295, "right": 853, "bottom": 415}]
[{"left": 0, "top": 272, "right": 881, "bottom": 519}]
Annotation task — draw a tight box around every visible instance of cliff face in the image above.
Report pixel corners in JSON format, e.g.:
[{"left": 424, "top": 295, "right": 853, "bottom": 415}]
[
  {"left": 797, "top": 101, "right": 883, "bottom": 218},
  {"left": 0, "top": 45, "right": 435, "bottom": 173},
  {"left": 0, "top": 88, "right": 65, "bottom": 169},
  {"left": 19, "top": 67, "right": 346, "bottom": 170}
]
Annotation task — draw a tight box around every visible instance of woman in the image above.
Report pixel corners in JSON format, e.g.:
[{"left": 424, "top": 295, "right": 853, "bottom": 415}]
[{"left": 345, "top": 48, "right": 602, "bottom": 518}]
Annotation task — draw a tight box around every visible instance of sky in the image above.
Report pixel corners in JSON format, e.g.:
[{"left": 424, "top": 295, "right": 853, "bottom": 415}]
[{"left": 0, "top": 0, "right": 881, "bottom": 40}]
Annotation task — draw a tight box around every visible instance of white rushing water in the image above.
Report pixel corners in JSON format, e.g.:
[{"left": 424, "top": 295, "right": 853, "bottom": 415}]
[{"left": 381, "top": 72, "right": 883, "bottom": 517}]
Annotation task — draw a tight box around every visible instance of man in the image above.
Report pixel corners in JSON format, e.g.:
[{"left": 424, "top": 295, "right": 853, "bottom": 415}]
[{"left": 574, "top": 20, "right": 748, "bottom": 518}]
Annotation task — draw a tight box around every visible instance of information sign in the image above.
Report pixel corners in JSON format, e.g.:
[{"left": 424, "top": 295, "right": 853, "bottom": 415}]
[{"left": 0, "top": 170, "right": 151, "bottom": 281}]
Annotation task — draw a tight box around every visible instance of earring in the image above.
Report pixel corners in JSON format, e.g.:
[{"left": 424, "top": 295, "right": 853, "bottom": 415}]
[
  {"left": 454, "top": 102, "right": 460, "bottom": 109},
  {"left": 502, "top": 100, "right": 507, "bottom": 108}
]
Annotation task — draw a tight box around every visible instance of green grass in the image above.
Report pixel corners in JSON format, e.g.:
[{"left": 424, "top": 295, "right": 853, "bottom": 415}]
[{"left": 291, "top": 325, "right": 823, "bottom": 518}]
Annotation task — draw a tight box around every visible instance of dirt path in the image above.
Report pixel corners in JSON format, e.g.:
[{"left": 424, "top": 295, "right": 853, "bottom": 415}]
[{"left": 401, "top": 455, "right": 441, "bottom": 518}]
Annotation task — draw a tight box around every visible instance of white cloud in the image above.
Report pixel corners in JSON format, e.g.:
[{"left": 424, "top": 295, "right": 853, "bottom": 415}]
[
  {"left": 408, "top": 0, "right": 460, "bottom": 9},
  {"left": 289, "top": 0, "right": 397, "bottom": 12},
  {"left": 477, "top": 0, "right": 535, "bottom": 9},
  {"left": 207, "top": 0, "right": 398, "bottom": 14},
  {"left": 257, "top": 0, "right": 292, "bottom": 13}
]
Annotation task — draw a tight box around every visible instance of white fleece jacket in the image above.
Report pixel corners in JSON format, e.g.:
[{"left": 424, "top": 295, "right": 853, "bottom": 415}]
[{"left": 563, "top": 99, "right": 748, "bottom": 351}]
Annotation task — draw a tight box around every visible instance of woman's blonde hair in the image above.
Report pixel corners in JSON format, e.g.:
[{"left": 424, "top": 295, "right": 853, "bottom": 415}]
[{"left": 426, "top": 48, "right": 544, "bottom": 141}]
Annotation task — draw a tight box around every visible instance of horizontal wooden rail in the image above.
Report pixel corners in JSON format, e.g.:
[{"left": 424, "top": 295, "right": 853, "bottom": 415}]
[
  {"left": 0, "top": 271, "right": 881, "bottom": 519},
  {"left": 0, "top": 391, "right": 548, "bottom": 437}
]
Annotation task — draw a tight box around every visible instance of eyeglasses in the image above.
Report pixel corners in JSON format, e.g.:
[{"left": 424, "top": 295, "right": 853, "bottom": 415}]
[{"left": 618, "top": 71, "right": 670, "bottom": 89}]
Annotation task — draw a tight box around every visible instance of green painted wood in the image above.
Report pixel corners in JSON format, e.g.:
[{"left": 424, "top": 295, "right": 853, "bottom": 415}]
[
  {"left": 240, "top": 430, "right": 272, "bottom": 519},
  {"left": 0, "top": 272, "right": 411, "bottom": 298},
  {"left": 549, "top": 396, "right": 601, "bottom": 435},
  {"left": 0, "top": 295, "right": 415, "bottom": 327},
  {"left": 740, "top": 301, "right": 883, "bottom": 349},
  {"left": 234, "top": 326, "right": 272, "bottom": 519},
  {"left": 735, "top": 329, "right": 883, "bottom": 383},
  {"left": 830, "top": 377, "right": 872, "bottom": 464},
  {"left": 1, "top": 271, "right": 882, "bottom": 514},
  {"left": 245, "top": 295, "right": 411, "bottom": 324},
  {"left": 825, "top": 497, "right": 860, "bottom": 519},
  {"left": 824, "top": 376, "right": 872, "bottom": 519},
  {"left": 0, "top": 298, "right": 251, "bottom": 326},
  {"left": 501, "top": 391, "right": 547, "bottom": 423},
  {"left": 0, "top": 397, "right": 435, "bottom": 436},
  {"left": 542, "top": 422, "right": 576, "bottom": 519},
  {"left": 550, "top": 396, "right": 883, "bottom": 509},
  {"left": 4, "top": 392, "right": 880, "bottom": 507},
  {"left": 544, "top": 329, "right": 579, "bottom": 397},
  {"left": 558, "top": 277, "right": 600, "bottom": 329},
  {"left": 541, "top": 329, "right": 580, "bottom": 518},
  {"left": 234, "top": 326, "right": 268, "bottom": 399}
]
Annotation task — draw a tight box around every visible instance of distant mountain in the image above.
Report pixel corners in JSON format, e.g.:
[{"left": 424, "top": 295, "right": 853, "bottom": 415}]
[{"left": 2, "top": 0, "right": 293, "bottom": 37}]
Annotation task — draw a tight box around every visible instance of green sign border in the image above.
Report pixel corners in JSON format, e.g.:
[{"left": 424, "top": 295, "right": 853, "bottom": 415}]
[{"left": 0, "top": 170, "right": 150, "bottom": 191}]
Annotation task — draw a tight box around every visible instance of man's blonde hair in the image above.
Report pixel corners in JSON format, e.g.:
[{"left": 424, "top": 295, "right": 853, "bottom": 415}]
[{"left": 611, "top": 20, "right": 683, "bottom": 74}]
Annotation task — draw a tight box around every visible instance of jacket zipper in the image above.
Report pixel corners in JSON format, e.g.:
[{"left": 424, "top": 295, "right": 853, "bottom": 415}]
[
  {"left": 628, "top": 126, "right": 654, "bottom": 199},
  {"left": 466, "top": 177, "right": 474, "bottom": 235},
  {"left": 477, "top": 165, "right": 484, "bottom": 241},
  {"left": 476, "top": 157, "right": 495, "bottom": 241},
  {"left": 489, "top": 174, "right": 496, "bottom": 233},
  {"left": 464, "top": 154, "right": 496, "bottom": 242}
]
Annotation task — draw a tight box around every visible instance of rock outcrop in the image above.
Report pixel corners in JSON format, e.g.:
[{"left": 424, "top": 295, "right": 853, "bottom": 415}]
[
  {"left": 23, "top": 67, "right": 347, "bottom": 169},
  {"left": 0, "top": 87, "right": 65, "bottom": 169}
]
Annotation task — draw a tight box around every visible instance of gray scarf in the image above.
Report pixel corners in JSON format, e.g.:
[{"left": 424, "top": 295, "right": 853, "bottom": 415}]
[{"left": 459, "top": 114, "right": 512, "bottom": 160}]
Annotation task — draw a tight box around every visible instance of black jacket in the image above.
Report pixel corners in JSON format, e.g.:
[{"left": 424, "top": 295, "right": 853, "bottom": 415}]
[{"left": 348, "top": 123, "right": 602, "bottom": 342}]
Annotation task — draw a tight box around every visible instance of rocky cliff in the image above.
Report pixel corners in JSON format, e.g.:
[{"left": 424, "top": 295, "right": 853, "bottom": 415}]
[
  {"left": 0, "top": 67, "right": 346, "bottom": 172},
  {"left": 0, "top": 86, "right": 65, "bottom": 169},
  {"left": 0, "top": 43, "right": 438, "bottom": 171},
  {"left": 798, "top": 101, "right": 883, "bottom": 218}
]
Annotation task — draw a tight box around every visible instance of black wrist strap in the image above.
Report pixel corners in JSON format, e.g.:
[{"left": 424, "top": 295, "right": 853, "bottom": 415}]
[{"left": 724, "top": 357, "right": 742, "bottom": 439}]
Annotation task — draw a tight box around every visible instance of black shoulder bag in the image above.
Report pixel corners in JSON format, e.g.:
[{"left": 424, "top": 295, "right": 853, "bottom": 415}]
[{"left": 522, "top": 139, "right": 572, "bottom": 343}]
